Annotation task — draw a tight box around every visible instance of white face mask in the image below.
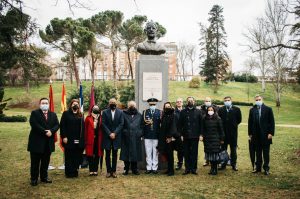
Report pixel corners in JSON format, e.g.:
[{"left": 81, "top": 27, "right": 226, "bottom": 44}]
[
  {"left": 224, "top": 101, "right": 232, "bottom": 107},
  {"left": 205, "top": 102, "right": 211, "bottom": 107},
  {"left": 255, "top": 101, "right": 263, "bottom": 106},
  {"left": 208, "top": 111, "right": 214, "bottom": 116},
  {"left": 149, "top": 105, "right": 156, "bottom": 111},
  {"left": 40, "top": 104, "right": 49, "bottom": 111}
]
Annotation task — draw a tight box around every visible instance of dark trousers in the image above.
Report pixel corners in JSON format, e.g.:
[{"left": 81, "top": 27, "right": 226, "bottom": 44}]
[
  {"left": 183, "top": 138, "right": 199, "bottom": 172},
  {"left": 222, "top": 143, "right": 237, "bottom": 166},
  {"left": 167, "top": 143, "right": 174, "bottom": 172},
  {"left": 124, "top": 161, "right": 137, "bottom": 172},
  {"left": 105, "top": 148, "right": 118, "bottom": 173},
  {"left": 87, "top": 156, "right": 100, "bottom": 172},
  {"left": 30, "top": 152, "right": 51, "bottom": 180},
  {"left": 255, "top": 144, "right": 270, "bottom": 171},
  {"left": 174, "top": 138, "right": 183, "bottom": 166},
  {"left": 64, "top": 147, "right": 82, "bottom": 177}
]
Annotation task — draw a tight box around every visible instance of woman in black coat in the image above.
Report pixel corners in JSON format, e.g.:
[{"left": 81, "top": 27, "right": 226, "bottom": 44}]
[
  {"left": 200, "top": 106, "right": 224, "bottom": 175},
  {"left": 120, "top": 101, "right": 143, "bottom": 175},
  {"left": 158, "top": 102, "right": 178, "bottom": 176},
  {"left": 60, "top": 99, "right": 85, "bottom": 178}
]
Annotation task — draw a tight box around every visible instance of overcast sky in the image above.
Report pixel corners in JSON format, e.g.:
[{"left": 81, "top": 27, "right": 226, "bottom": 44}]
[{"left": 23, "top": 0, "right": 268, "bottom": 72}]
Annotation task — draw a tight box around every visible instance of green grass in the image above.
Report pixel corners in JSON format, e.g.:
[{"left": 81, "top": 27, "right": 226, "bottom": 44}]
[
  {"left": 0, "top": 123, "right": 299, "bottom": 198},
  {"left": 3, "top": 81, "right": 300, "bottom": 125}
]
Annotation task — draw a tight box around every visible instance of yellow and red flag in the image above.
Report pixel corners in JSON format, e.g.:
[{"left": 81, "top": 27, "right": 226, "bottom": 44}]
[
  {"left": 61, "top": 83, "right": 67, "bottom": 113},
  {"left": 49, "top": 84, "right": 58, "bottom": 142}
]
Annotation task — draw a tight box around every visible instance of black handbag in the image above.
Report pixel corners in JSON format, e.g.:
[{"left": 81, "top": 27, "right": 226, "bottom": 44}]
[{"left": 218, "top": 149, "right": 229, "bottom": 164}]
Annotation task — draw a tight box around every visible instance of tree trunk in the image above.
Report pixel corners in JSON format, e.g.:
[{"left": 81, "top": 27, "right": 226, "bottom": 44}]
[
  {"left": 71, "top": 53, "right": 80, "bottom": 88},
  {"left": 127, "top": 49, "right": 134, "bottom": 80},
  {"left": 261, "top": 78, "right": 266, "bottom": 92}
]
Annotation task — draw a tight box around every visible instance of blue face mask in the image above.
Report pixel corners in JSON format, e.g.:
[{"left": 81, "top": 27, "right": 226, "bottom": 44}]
[
  {"left": 255, "top": 101, "right": 263, "bottom": 106},
  {"left": 40, "top": 104, "right": 49, "bottom": 111},
  {"left": 224, "top": 101, "right": 232, "bottom": 107},
  {"left": 149, "top": 105, "right": 156, "bottom": 111}
]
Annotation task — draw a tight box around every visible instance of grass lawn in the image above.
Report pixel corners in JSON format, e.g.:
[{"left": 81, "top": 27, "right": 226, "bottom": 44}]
[
  {"left": 3, "top": 81, "right": 300, "bottom": 125},
  {"left": 0, "top": 122, "right": 299, "bottom": 198}
]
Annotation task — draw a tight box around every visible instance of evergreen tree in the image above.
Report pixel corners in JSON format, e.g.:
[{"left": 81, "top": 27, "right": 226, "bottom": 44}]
[{"left": 199, "top": 5, "right": 229, "bottom": 93}]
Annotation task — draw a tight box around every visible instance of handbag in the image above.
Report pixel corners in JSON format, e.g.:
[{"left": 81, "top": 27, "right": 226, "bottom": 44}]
[{"left": 218, "top": 149, "right": 229, "bottom": 164}]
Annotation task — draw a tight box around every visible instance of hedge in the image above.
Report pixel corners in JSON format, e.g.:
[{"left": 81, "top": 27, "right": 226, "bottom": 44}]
[{"left": 0, "top": 114, "right": 27, "bottom": 122}]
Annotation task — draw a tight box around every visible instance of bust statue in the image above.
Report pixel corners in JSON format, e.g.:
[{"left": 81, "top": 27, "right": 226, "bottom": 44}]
[{"left": 137, "top": 21, "right": 166, "bottom": 55}]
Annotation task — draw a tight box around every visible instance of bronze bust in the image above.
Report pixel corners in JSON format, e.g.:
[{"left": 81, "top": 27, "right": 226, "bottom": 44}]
[{"left": 137, "top": 21, "right": 166, "bottom": 55}]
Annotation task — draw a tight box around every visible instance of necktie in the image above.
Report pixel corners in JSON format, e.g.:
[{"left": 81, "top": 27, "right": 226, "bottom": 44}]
[{"left": 44, "top": 112, "right": 48, "bottom": 121}]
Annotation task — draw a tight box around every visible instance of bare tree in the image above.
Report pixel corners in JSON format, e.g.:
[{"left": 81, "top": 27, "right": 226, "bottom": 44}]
[
  {"left": 186, "top": 44, "right": 197, "bottom": 76},
  {"left": 243, "top": 17, "right": 270, "bottom": 92},
  {"left": 177, "top": 42, "right": 188, "bottom": 81},
  {"left": 264, "top": 0, "right": 299, "bottom": 106}
]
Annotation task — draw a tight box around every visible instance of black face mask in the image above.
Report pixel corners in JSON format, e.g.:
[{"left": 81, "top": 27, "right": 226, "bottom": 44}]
[
  {"left": 164, "top": 108, "right": 173, "bottom": 114},
  {"left": 128, "top": 106, "right": 137, "bottom": 115},
  {"left": 110, "top": 104, "right": 116, "bottom": 110},
  {"left": 187, "top": 102, "right": 194, "bottom": 108},
  {"left": 92, "top": 109, "right": 100, "bottom": 114},
  {"left": 72, "top": 105, "right": 79, "bottom": 111}
]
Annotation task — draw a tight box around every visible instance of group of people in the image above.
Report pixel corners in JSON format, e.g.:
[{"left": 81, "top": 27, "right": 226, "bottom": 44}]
[{"left": 27, "top": 94, "right": 275, "bottom": 186}]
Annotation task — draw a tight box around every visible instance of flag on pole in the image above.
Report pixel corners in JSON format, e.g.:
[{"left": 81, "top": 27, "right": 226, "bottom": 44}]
[
  {"left": 79, "top": 82, "right": 84, "bottom": 113},
  {"left": 61, "top": 83, "right": 67, "bottom": 113},
  {"left": 49, "top": 83, "right": 58, "bottom": 142},
  {"left": 59, "top": 83, "right": 67, "bottom": 152},
  {"left": 88, "top": 83, "right": 95, "bottom": 115}
]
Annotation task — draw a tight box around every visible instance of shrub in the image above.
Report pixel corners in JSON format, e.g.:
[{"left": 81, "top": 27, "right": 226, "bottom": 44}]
[
  {"left": 0, "top": 114, "right": 27, "bottom": 122},
  {"left": 234, "top": 73, "right": 258, "bottom": 83},
  {"left": 189, "top": 77, "right": 201, "bottom": 88},
  {"left": 118, "top": 84, "right": 135, "bottom": 108}
]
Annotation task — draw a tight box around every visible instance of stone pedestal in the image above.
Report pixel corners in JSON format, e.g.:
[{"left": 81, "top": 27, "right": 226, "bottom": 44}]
[
  {"left": 135, "top": 55, "right": 168, "bottom": 170},
  {"left": 135, "top": 55, "right": 168, "bottom": 112}
]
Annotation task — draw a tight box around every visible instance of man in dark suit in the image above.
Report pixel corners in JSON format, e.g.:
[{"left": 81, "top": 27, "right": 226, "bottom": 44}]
[
  {"left": 178, "top": 96, "right": 203, "bottom": 175},
  {"left": 142, "top": 98, "right": 161, "bottom": 174},
  {"left": 218, "top": 96, "right": 242, "bottom": 171},
  {"left": 27, "top": 98, "right": 59, "bottom": 186},
  {"left": 102, "top": 98, "right": 124, "bottom": 178},
  {"left": 248, "top": 95, "right": 275, "bottom": 175}
]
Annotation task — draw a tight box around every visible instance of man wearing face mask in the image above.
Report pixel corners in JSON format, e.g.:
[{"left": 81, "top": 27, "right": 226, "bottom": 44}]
[
  {"left": 218, "top": 96, "right": 242, "bottom": 171},
  {"left": 200, "top": 97, "right": 219, "bottom": 166},
  {"left": 178, "top": 97, "right": 203, "bottom": 175},
  {"left": 248, "top": 95, "right": 275, "bottom": 175},
  {"left": 102, "top": 98, "right": 124, "bottom": 178},
  {"left": 120, "top": 101, "right": 143, "bottom": 175},
  {"left": 27, "top": 98, "right": 59, "bottom": 186},
  {"left": 142, "top": 98, "right": 161, "bottom": 174}
]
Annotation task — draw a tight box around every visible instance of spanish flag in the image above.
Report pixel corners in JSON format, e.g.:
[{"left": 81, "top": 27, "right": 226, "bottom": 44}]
[
  {"left": 61, "top": 83, "right": 67, "bottom": 113},
  {"left": 49, "top": 84, "right": 58, "bottom": 142}
]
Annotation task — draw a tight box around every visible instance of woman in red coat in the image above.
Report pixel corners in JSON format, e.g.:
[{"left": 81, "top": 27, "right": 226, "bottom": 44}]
[{"left": 84, "top": 105, "right": 103, "bottom": 176}]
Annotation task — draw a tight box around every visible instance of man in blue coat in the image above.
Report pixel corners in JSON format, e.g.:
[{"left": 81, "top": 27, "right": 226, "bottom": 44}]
[
  {"left": 102, "top": 98, "right": 124, "bottom": 178},
  {"left": 142, "top": 98, "right": 161, "bottom": 174},
  {"left": 248, "top": 95, "right": 275, "bottom": 175}
]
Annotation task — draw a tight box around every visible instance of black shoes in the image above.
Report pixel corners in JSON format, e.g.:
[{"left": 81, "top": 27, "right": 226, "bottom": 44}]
[
  {"left": 152, "top": 170, "right": 158, "bottom": 174},
  {"left": 218, "top": 165, "right": 226, "bottom": 170},
  {"left": 132, "top": 170, "right": 140, "bottom": 175},
  {"left": 191, "top": 170, "right": 198, "bottom": 175},
  {"left": 145, "top": 170, "right": 152, "bottom": 174},
  {"left": 123, "top": 170, "right": 129, "bottom": 175},
  {"left": 30, "top": 179, "right": 38, "bottom": 186},
  {"left": 232, "top": 166, "right": 238, "bottom": 171},
  {"left": 182, "top": 170, "right": 190, "bottom": 175},
  {"left": 252, "top": 169, "right": 261, "bottom": 173},
  {"left": 41, "top": 178, "right": 52, "bottom": 183}
]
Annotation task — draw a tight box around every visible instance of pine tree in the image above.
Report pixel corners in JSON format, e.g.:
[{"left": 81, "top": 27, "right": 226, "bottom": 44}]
[{"left": 199, "top": 5, "right": 229, "bottom": 93}]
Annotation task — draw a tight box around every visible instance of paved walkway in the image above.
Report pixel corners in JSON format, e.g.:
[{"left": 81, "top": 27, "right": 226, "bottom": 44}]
[{"left": 240, "top": 123, "right": 300, "bottom": 128}]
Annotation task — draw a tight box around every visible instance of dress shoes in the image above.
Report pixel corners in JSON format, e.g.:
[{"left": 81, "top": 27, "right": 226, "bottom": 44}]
[
  {"left": 152, "top": 170, "right": 158, "bottom": 174},
  {"left": 145, "top": 170, "right": 152, "bottom": 174},
  {"left": 112, "top": 172, "right": 117, "bottom": 178},
  {"left": 175, "top": 164, "right": 182, "bottom": 170},
  {"left": 182, "top": 170, "right": 190, "bottom": 175},
  {"left": 123, "top": 170, "right": 129, "bottom": 175},
  {"left": 232, "top": 166, "right": 238, "bottom": 171},
  {"left": 41, "top": 178, "right": 52, "bottom": 183},
  {"left": 167, "top": 172, "right": 174, "bottom": 176},
  {"left": 191, "top": 170, "right": 198, "bottom": 175},
  {"left": 132, "top": 170, "right": 140, "bottom": 175},
  {"left": 252, "top": 169, "right": 261, "bottom": 173},
  {"left": 30, "top": 179, "right": 38, "bottom": 186}
]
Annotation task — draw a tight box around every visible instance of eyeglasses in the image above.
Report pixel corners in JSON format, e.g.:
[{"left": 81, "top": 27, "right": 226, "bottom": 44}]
[{"left": 255, "top": 99, "right": 262, "bottom": 101}]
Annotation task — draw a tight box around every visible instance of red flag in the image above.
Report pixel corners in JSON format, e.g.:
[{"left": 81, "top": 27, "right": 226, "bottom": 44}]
[
  {"left": 88, "top": 83, "right": 95, "bottom": 115},
  {"left": 49, "top": 84, "right": 58, "bottom": 142}
]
